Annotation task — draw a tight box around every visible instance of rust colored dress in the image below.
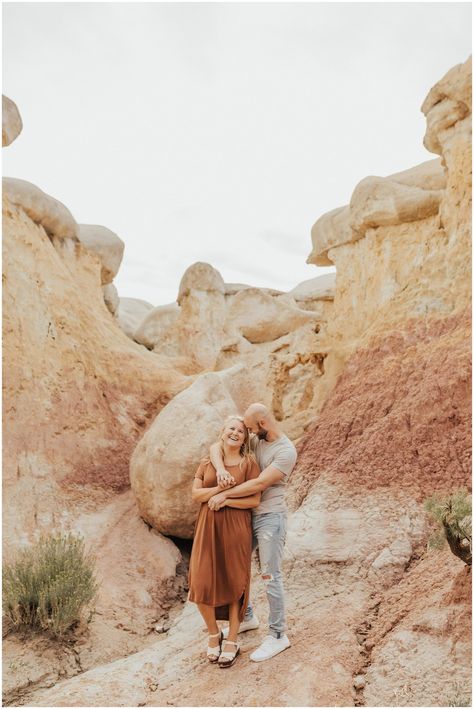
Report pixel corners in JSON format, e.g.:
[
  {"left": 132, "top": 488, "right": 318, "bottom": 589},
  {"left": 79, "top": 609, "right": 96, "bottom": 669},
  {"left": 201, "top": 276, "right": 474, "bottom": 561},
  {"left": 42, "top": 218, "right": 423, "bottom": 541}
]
[{"left": 188, "top": 458, "right": 260, "bottom": 621}]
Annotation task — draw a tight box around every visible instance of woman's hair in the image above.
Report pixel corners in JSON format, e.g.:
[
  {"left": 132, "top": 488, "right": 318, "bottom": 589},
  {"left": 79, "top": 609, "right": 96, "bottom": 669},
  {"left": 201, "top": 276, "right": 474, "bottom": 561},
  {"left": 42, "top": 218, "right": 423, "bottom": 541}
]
[{"left": 204, "top": 415, "right": 256, "bottom": 471}]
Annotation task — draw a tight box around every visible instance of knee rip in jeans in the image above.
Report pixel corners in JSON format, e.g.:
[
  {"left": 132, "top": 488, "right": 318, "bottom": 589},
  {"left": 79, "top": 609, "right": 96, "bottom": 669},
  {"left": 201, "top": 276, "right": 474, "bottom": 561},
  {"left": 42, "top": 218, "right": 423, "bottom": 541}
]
[{"left": 261, "top": 563, "right": 274, "bottom": 584}]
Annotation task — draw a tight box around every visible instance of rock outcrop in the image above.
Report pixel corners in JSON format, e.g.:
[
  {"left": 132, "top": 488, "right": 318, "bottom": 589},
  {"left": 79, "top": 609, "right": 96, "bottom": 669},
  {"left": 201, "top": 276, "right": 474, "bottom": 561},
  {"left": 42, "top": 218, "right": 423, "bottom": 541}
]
[
  {"left": 134, "top": 302, "right": 181, "bottom": 350},
  {"left": 3, "top": 177, "right": 78, "bottom": 242},
  {"left": 308, "top": 159, "right": 446, "bottom": 266},
  {"left": 3, "top": 191, "right": 189, "bottom": 552},
  {"left": 151, "top": 262, "right": 226, "bottom": 372},
  {"left": 77, "top": 224, "right": 125, "bottom": 285},
  {"left": 116, "top": 296, "right": 155, "bottom": 338},
  {"left": 2, "top": 95, "right": 22, "bottom": 146}
]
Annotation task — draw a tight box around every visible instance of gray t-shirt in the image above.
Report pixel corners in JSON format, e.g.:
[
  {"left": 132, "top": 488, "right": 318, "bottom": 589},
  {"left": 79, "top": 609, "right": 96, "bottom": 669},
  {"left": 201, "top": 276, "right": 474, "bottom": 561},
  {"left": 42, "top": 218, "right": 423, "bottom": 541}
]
[{"left": 251, "top": 434, "right": 297, "bottom": 515}]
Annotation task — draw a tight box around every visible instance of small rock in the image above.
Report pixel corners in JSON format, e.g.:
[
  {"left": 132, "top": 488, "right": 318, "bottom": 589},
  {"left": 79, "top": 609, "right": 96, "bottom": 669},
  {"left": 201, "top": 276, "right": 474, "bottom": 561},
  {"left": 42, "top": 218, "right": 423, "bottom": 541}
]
[
  {"left": 353, "top": 674, "right": 366, "bottom": 690},
  {"left": 154, "top": 623, "right": 170, "bottom": 634}
]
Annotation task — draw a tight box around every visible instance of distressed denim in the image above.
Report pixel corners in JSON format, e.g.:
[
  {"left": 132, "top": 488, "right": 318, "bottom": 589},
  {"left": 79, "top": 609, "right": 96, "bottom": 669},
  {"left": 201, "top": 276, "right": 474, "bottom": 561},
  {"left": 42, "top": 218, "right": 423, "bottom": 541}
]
[{"left": 244, "top": 511, "right": 287, "bottom": 638}]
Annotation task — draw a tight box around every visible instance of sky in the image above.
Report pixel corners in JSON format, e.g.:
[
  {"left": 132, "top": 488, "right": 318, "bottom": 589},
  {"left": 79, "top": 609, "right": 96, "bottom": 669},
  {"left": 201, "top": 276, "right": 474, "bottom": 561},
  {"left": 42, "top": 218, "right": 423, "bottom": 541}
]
[{"left": 2, "top": 2, "right": 472, "bottom": 305}]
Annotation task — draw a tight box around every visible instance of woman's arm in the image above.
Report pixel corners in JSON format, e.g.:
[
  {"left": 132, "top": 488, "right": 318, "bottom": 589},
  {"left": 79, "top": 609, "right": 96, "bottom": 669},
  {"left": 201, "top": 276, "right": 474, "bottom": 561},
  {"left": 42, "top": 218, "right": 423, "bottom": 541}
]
[
  {"left": 192, "top": 478, "right": 233, "bottom": 504},
  {"left": 209, "top": 442, "right": 235, "bottom": 488},
  {"left": 221, "top": 493, "right": 261, "bottom": 510}
]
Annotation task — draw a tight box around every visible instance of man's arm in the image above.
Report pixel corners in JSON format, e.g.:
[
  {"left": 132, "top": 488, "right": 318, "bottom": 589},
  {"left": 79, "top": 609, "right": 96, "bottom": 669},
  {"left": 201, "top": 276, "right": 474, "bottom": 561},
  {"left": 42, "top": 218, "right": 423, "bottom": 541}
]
[
  {"left": 208, "top": 466, "right": 284, "bottom": 510},
  {"left": 192, "top": 478, "right": 227, "bottom": 504},
  {"left": 209, "top": 442, "right": 235, "bottom": 488},
  {"left": 223, "top": 492, "right": 261, "bottom": 510}
]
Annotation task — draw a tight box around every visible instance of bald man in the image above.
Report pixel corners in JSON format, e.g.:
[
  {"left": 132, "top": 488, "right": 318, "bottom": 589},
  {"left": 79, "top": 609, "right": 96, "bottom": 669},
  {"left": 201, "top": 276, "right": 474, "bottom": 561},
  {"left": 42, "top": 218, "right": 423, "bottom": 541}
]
[{"left": 209, "top": 403, "right": 297, "bottom": 662}]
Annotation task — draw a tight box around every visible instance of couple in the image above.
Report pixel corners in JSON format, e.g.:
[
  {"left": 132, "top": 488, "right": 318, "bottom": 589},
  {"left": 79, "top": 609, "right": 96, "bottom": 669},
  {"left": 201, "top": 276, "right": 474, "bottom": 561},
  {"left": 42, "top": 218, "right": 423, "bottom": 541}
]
[{"left": 188, "top": 403, "right": 297, "bottom": 668}]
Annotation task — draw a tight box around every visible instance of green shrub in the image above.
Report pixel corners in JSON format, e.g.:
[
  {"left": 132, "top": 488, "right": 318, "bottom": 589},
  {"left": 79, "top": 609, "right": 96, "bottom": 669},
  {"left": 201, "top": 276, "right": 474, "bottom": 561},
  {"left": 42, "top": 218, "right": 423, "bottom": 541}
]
[
  {"left": 425, "top": 489, "right": 472, "bottom": 565},
  {"left": 3, "top": 533, "right": 98, "bottom": 637}
]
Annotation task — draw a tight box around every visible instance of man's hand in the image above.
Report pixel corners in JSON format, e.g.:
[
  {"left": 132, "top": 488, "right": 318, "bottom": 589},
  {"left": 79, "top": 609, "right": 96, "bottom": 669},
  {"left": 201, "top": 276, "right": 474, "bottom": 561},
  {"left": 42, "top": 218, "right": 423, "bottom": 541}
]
[
  {"left": 216, "top": 470, "right": 235, "bottom": 489},
  {"left": 208, "top": 491, "right": 228, "bottom": 511}
]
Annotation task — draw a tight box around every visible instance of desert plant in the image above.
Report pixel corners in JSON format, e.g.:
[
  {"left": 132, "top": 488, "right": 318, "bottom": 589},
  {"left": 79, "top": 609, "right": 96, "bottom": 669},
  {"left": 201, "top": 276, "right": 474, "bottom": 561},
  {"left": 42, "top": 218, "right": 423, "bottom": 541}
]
[
  {"left": 425, "top": 489, "right": 472, "bottom": 565},
  {"left": 3, "top": 533, "right": 98, "bottom": 637}
]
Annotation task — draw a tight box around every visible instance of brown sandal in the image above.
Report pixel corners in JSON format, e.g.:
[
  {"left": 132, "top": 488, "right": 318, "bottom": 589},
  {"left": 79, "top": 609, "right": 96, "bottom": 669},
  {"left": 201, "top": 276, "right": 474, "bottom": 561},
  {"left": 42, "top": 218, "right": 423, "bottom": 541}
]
[{"left": 218, "top": 640, "right": 240, "bottom": 668}]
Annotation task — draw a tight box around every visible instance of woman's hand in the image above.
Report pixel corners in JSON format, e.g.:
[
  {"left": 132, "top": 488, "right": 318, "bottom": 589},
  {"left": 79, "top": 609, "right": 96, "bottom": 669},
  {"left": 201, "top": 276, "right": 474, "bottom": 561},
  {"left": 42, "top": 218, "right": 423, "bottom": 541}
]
[
  {"left": 216, "top": 470, "right": 236, "bottom": 489},
  {"left": 208, "top": 491, "right": 228, "bottom": 511}
]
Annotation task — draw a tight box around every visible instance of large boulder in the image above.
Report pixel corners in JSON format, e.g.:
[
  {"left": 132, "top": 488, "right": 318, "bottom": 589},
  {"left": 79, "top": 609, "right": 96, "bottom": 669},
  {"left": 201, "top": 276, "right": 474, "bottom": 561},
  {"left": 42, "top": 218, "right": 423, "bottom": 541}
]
[
  {"left": 225, "top": 287, "right": 320, "bottom": 343},
  {"left": 288, "top": 273, "right": 336, "bottom": 304},
  {"left": 134, "top": 303, "right": 181, "bottom": 350},
  {"left": 2, "top": 95, "right": 22, "bottom": 147},
  {"left": 422, "top": 56, "right": 472, "bottom": 156},
  {"left": 116, "top": 297, "right": 155, "bottom": 339},
  {"left": 308, "top": 159, "right": 446, "bottom": 266},
  {"left": 77, "top": 224, "right": 125, "bottom": 285},
  {"left": 3, "top": 177, "right": 78, "bottom": 241},
  {"left": 130, "top": 371, "right": 240, "bottom": 538}
]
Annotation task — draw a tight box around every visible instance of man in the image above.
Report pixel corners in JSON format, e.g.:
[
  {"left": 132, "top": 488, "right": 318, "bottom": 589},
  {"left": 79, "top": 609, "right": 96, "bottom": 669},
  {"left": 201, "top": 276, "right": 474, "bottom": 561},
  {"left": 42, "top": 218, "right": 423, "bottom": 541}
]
[{"left": 208, "top": 402, "right": 297, "bottom": 662}]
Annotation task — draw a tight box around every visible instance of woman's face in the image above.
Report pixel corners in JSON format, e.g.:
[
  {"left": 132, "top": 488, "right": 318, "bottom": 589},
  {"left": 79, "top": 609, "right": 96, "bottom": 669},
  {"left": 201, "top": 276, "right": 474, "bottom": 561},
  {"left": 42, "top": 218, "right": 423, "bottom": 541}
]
[{"left": 222, "top": 419, "right": 246, "bottom": 449}]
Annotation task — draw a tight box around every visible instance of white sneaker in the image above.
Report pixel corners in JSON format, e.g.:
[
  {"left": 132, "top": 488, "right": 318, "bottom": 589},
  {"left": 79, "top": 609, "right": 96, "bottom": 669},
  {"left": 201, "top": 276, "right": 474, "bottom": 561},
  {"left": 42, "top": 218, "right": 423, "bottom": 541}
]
[
  {"left": 249, "top": 634, "right": 291, "bottom": 662},
  {"left": 222, "top": 614, "right": 260, "bottom": 639}
]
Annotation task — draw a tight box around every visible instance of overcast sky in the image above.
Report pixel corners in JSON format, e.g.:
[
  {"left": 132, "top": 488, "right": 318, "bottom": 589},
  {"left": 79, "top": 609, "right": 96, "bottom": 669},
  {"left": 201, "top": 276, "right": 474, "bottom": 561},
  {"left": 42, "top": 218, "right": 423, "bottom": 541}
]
[{"left": 3, "top": 2, "right": 471, "bottom": 305}]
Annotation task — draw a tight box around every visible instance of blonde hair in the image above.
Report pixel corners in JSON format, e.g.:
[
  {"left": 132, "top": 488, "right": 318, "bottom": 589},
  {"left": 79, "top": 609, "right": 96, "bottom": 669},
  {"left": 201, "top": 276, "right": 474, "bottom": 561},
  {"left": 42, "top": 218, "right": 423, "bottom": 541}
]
[{"left": 205, "top": 415, "right": 256, "bottom": 472}]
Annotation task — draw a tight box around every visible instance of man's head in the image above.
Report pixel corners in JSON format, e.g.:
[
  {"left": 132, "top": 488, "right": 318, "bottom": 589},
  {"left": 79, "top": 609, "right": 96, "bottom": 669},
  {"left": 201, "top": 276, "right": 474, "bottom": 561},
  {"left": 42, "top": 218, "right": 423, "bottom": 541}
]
[{"left": 243, "top": 403, "right": 274, "bottom": 440}]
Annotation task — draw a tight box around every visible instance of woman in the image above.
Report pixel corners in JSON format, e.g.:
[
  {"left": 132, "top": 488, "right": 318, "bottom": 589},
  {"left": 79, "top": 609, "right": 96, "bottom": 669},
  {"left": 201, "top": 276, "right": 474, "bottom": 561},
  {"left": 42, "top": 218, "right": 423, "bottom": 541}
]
[{"left": 188, "top": 415, "right": 260, "bottom": 668}]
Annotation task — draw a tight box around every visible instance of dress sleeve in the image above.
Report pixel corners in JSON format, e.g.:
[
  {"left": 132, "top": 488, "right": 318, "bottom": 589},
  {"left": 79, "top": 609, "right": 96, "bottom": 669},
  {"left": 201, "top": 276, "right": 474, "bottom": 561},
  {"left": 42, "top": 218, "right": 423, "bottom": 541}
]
[
  {"left": 245, "top": 458, "right": 261, "bottom": 481},
  {"left": 194, "top": 461, "right": 206, "bottom": 480}
]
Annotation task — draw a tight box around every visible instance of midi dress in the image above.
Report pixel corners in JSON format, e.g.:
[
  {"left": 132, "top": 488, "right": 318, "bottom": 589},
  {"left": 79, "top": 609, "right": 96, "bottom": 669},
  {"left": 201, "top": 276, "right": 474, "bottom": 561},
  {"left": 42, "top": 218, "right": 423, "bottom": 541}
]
[{"left": 188, "top": 458, "right": 260, "bottom": 621}]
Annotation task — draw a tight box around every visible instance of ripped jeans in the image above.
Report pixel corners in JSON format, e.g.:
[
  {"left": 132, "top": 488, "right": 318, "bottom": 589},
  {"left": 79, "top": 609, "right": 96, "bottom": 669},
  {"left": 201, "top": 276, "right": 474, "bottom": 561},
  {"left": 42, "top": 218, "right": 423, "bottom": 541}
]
[{"left": 244, "top": 511, "right": 287, "bottom": 638}]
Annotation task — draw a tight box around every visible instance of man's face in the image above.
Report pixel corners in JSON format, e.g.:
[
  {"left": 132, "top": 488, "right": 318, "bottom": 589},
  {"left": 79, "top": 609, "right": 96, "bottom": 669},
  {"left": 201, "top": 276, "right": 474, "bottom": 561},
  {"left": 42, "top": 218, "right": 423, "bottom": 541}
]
[{"left": 244, "top": 414, "right": 268, "bottom": 440}]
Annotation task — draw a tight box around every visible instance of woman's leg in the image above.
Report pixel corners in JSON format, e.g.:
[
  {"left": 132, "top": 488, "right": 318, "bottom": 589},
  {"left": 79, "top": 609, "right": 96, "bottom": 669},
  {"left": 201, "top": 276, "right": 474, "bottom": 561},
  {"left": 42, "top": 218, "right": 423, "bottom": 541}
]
[
  {"left": 226, "top": 600, "right": 240, "bottom": 644},
  {"left": 197, "top": 603, "right": 220, "bottom": 649}
]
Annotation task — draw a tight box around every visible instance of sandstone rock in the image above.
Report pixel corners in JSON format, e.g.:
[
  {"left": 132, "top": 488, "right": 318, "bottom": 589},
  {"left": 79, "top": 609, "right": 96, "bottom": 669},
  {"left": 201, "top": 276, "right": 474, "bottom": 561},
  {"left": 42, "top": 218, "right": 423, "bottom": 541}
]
[
  {"left": 77, "top": 224, "right": 125, "bottom": 285},
  {"left": 153, "top": 262, "right": 226, "bottom": 371},
  {"left": 225, "top": 287, "right": 320, "bottom": 344},
  {"left": 349, "top": 162, "right": 445, "bottom": 237},
  {"left": 177, "top": 261, "right": 224, "bottom": 302},
  {"left": 3, "top": 195, "right": 188, "bottom": 551},
  {"left": 308, "top": 159, "right": 446, "bottom": 266},
  {"left": 130, "top": 371, "right": 239, "bottom": 538},
  {"left": 224, "top": 282, "right": 284, "bottom": 297},
  {"left": 2, "top": 95, "right": 22, "bottom": 147},
  {"left": 116, "top": 297, "right": 155, "bottom": 339},
  {"left": 289, "top": 273, "right": 336, "bottom": 302},
  {"left": 3, "top": 177, "right": 78, "bottom": 241},
  {"left": 134, "top": 303, "right": 180, "bottom": 349},
  {"left": 102, "top": 283, "right": 119, "bottom": 315},
  {"left": 422, "top": 56, "right": 472, "bottom": 156},
  {"left": 308, "top": 205, "right": 353, "bottom": 266}
]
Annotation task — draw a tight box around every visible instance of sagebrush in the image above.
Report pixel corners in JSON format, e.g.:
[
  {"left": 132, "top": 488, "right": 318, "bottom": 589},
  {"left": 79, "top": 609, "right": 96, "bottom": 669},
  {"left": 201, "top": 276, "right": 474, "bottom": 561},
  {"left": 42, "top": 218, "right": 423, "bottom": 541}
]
[
  {"left": 3, "top": 533, "right": 98, "bottom": 637},
  {"left": 425, "top": 489, "right": 472, "bottom": 565}
]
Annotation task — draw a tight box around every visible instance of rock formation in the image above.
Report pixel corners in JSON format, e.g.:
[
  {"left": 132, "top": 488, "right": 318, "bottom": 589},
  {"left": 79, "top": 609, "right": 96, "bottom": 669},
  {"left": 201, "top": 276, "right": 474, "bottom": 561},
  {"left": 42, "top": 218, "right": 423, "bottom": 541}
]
[
  {"left": 2, "top": 95, "right": 22, "bottom": 146},
  {"left": 116, "top": 296, "right": 155, "bottom": 338},
  {"left": 2, "top": 97, "right": 190, "bottom": 691},
  {"left": 3, "top": 58, "right": 471, "bottom": 708},
  {"left": 77, "top": 224, "right": 125, "bottom": 285}
]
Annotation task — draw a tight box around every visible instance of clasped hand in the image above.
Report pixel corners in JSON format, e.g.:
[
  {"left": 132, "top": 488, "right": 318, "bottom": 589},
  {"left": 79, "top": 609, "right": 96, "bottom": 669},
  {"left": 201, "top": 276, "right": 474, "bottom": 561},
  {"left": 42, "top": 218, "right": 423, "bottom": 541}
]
[{"left": 208, "top": 491, "right": 228, "bottom": 511}]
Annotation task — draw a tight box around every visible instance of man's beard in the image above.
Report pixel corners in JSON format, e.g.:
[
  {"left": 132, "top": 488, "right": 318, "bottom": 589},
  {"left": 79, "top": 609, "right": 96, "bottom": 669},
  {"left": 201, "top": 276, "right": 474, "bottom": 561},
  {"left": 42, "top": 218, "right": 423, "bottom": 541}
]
[{"left": 257, "top": 428, "right": 268, "bottom": 440}]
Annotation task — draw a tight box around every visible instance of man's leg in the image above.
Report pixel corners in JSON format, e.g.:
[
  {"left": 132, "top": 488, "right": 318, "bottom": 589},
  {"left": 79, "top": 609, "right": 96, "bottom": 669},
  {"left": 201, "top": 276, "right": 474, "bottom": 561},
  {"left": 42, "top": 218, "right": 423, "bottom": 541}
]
[
  {"left": 249, "top": 512, "right": 290, "bottom": 661},
  {"left": 253, "top": 512, "right": 287, "bottom": 638},
  {"left": 244, "top": 526, "right": 259, "bottom": 621}
]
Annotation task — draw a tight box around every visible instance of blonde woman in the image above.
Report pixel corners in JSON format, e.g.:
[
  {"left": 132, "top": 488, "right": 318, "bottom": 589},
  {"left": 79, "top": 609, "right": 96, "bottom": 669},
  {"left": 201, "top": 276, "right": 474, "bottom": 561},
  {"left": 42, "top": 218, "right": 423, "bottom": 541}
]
[{"left": 188, "top": 415, "right": 260, "bottom": 668}]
